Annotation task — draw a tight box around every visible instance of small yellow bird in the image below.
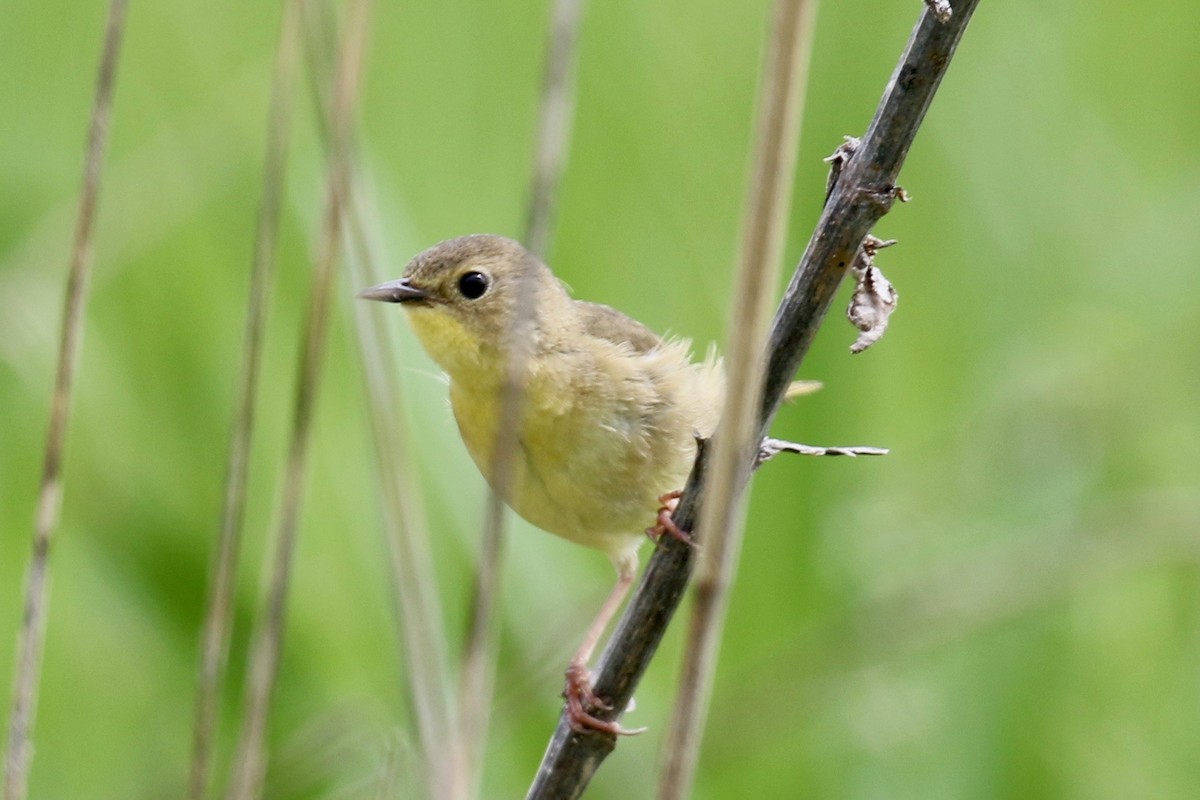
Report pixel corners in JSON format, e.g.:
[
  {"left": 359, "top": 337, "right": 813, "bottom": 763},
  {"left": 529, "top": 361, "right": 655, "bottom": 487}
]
[{"left": 359, "top": 234, "right": 722, "bottom": 733}]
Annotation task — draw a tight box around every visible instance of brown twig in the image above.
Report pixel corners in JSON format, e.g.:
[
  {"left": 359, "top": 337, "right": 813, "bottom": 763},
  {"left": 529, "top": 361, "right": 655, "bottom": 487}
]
[
  {"left": 187, "top": 2, "right": 305, "bottom": 797},
  {"left": 225, "top": 0, "right": 372, "bottom": 796},
  {"left": 526, "top": 1, "right": 981, "bottom": 796},
  {"left": 657, "top": 1, "right": 818, "bottom": 797},
  {"left": 3, "top": 2, "right": 129, "bottom": 798}
]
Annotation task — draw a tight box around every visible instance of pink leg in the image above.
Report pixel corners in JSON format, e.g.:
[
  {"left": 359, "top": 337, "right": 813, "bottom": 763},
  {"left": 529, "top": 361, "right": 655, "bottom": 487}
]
[
  {"left": 563, "top": 556, "right": 646, "bottom": 736},
  {"left": 645, "top": 490, "right": 693, "bottom": 546}
]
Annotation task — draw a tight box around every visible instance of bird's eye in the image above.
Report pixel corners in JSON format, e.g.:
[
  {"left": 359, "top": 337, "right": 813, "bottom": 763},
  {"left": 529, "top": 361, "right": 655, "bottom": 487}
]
[{"left": 457, "top": 271, "right": 489, "bottom": 300}]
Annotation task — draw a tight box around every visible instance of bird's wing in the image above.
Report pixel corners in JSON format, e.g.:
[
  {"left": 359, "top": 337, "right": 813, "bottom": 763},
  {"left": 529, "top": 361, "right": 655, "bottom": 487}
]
[{"left": 574, "top": 301, "right": 662, "bottom": 354}]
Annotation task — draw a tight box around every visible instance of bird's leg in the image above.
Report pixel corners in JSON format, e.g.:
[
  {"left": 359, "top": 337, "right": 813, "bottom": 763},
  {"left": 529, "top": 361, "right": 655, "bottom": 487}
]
[
  {"left": 563, "top": 559, "right": 646, "bottom": 736},
  {"left": 645, "top": 490, "right": 693, "bottom": 546}
]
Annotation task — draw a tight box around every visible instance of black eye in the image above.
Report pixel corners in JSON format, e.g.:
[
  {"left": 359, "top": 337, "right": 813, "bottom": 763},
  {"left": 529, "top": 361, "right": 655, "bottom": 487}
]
[{"left": 457, "top": 271, "right": 489, "bottom": 300}]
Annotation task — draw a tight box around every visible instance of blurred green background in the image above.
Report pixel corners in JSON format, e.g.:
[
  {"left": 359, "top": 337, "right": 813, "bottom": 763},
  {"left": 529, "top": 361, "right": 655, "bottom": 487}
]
[{"left": 3, "top": 0, "right": 1199, "bottom": 797}]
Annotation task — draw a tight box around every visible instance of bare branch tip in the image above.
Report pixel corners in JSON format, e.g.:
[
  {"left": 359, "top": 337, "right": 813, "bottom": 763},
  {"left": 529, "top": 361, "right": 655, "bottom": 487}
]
[
  {"left": 823, "top": 135, "right": 862, "bottom": 164},
  {"left": 757, "top": 438, "right": 890, "bottom": 465},
  {"left": 863, "top": 235, "right": 898, "bottom": 253},
  {"left": 824, "top": 136, "right": 862, "bottom": 197}
]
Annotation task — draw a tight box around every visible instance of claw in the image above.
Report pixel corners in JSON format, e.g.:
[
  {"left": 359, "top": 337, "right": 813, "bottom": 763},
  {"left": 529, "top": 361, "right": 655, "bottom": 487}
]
[
  {"left": 645, "top": 490, "right": 694, "bottom": 547},
  {"left": 563, "top": 663, "right": 646, "bottom": 736}
]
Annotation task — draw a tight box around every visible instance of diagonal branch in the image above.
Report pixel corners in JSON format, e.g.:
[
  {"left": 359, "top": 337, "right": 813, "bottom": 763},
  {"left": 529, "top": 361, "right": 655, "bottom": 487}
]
[{"left": 526, "top": 1, "right": 981, "bottom": 796}]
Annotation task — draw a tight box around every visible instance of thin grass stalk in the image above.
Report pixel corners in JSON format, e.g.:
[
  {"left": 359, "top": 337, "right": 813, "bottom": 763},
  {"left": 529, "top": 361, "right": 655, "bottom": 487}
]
[
  {"left": 527, "top": 2, "right": 980, "bottom": 795},
  {"left": 2, "top": 2, "right": 129, "bottom": 798},
  {"left": 188, "top": 3, "right": 304, "bottom": 797},
  {"left": 523, "top": 0, "right": 586, "bottom": 261},
  {"left": 346, "top": 185, "right": 457, "bottom": 796},
  {"left": 455, "top": 1, "right": 588, "bottom": 796},
  {"left": 656, "top": 1, "right": 817, "bottom": 797},
  {"left": 225, "top": 0, "right": 372, "bottom": 796},
  {"left": 300, "top": 3, "right": 458, "bottom": 793}
]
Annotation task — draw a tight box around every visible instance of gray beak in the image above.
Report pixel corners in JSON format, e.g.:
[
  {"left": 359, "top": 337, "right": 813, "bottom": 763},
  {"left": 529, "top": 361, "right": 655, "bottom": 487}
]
[{"left": 357, "top": 278, "right": 431, "bottom": 303}]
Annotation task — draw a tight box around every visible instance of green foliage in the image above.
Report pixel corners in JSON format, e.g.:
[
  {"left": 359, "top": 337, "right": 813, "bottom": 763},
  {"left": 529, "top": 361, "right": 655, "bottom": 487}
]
[{"left": 2, "top": 0, "right": 1198, "bottom": 797}]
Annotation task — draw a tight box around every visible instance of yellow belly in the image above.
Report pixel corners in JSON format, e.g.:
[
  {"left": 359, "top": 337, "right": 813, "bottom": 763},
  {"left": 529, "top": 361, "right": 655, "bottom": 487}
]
[{"left": 447, "top": 352, "right": 712, "bottom": 559}]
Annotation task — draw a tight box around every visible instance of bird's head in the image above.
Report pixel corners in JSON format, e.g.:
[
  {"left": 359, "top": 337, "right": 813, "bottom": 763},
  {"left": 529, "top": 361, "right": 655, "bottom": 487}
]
[{"left": 358, "top": 234, "right": 567, "bottom": 382}]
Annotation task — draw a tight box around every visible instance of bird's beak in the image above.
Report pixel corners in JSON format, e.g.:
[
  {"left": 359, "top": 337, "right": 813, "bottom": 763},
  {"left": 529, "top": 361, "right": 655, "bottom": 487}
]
[{"left": 357, "top": 278, "right": 431, "bottom": 304}]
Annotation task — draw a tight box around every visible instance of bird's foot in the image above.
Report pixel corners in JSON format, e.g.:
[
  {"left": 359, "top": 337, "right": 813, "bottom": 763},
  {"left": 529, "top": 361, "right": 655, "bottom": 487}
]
[
  {"left": 563, "top": 662, "right": 645, "bottom": 736},
  {"left": 645, "top": 490, "right": 694, "bottom": 546}
]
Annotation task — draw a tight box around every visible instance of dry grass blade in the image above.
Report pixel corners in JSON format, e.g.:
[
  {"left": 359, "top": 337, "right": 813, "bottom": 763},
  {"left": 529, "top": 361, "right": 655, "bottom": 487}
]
[
  {"left": 523, "top": 0, "right": 587, "bottom": 260},
  {"left": 302, "top": 1, "right": 457, "bottom": 793},
  {"left": 3, "top": 2, "right": 129, "bottom": 798},
  {"left": 187, "top": 2, "right": 305, "bottom": 798},
  {"left": 657, "top": 1, "right": 818, "bottom": 797},
  {"left": 455, "top": 1, "right": 588, "bottom": 797},
  {"left": 225, "top": 0, "right": 373, "bottom": 796},
  {"left": 349, "top": 208, "right": 456, "bottom": 797},
  {"left": 526, "top": 1, "right": 981, "bottom": 796}
]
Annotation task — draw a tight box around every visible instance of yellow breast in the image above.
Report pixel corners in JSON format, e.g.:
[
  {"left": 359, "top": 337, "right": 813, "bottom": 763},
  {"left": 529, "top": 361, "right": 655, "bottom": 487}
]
[
  {"left": 401, "top": 294, "right": 722, "bottom": 560},
  {"left": 448, "top": 337, "right": 720, "bottom": 559}
]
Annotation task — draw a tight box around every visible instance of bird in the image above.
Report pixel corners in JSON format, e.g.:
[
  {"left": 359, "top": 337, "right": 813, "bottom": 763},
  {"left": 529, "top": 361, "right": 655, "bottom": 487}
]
[{"left": 358, "top": 233, "right": 722, "bottom": 734}]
